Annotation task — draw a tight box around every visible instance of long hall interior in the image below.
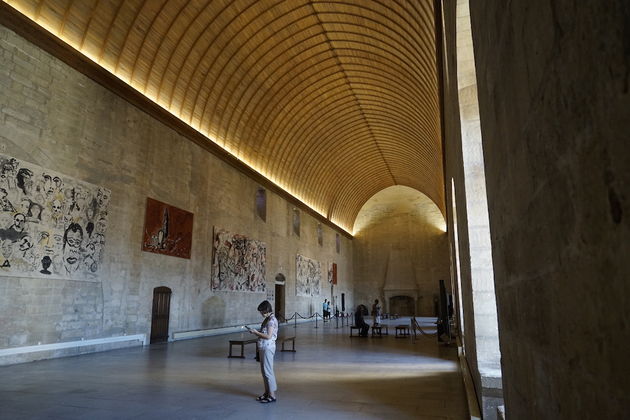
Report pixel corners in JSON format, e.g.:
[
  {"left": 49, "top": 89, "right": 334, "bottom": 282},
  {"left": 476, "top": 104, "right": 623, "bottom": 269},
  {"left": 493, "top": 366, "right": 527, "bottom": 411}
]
[{"left": 0, "top": 1, "right": 627, "bottom": 419}]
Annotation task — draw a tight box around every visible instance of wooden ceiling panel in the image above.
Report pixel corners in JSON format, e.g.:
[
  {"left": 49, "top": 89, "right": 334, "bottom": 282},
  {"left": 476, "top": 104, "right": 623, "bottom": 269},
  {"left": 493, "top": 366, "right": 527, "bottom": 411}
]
[{"left": 3, "top": 0, "right": 444, "bottom": 233}]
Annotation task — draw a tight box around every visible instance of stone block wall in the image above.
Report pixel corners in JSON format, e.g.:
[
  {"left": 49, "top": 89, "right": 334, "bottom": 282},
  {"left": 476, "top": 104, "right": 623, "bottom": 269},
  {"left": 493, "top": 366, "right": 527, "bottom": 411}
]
[
  {"left": 441, "top": 0, "right": 486, "bottom": 413},
  {"left": 0, "top": 25, "right": 353, "bottom": 364},
  {"left": 469, "top": 1, "right": 629, "bottom": 418}
]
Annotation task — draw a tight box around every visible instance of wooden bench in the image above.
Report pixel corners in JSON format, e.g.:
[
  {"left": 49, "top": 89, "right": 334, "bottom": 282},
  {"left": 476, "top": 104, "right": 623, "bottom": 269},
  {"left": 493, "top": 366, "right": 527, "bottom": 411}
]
[
  {"left": 371, "top": 325, "right": 389, "bottom": 337},
  {"left": 278, "top": 335, "right": 296, "bottom": 352},
  {"left": 350, "top": 325, "right": 361, "bottom": 337},
  {"left": 395, "top": 324, "right": 410, "bottom": 338},
  {"left": 228, "top": 334, "right": 257, "bottom": 358}
]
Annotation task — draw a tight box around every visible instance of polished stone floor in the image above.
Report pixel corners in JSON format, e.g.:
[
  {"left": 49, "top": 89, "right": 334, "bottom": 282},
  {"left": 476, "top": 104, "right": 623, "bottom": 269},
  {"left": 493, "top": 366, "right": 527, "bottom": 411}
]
[{"left": 0, "top": 317, "right": 468, "bottom": 419}]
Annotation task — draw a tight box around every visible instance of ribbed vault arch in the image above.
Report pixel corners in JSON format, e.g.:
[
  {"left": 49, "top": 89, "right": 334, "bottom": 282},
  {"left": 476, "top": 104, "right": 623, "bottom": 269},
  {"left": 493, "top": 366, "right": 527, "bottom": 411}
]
[{"left": 4, "top": 0, "right": 444, "bottom": 233}]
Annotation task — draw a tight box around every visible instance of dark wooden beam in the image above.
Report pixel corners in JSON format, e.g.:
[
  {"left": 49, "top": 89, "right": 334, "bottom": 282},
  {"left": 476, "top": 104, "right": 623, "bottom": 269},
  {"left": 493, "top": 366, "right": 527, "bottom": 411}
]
[{"left": 0, "top": 2, "right": 352, "bottom": 238}]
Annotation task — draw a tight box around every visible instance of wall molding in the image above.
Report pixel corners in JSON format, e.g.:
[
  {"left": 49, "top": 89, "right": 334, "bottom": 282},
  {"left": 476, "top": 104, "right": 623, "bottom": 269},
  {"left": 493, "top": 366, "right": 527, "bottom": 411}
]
[{"left": 0, "top": 334, "right": 147, "bottom": 359}]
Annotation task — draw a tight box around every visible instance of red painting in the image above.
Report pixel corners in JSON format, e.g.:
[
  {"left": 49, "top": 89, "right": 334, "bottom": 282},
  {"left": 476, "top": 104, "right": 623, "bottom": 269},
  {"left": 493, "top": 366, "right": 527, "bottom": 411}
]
[
  {"left": 142, "top": 197, "right": 193, "bottom": 259},
  {"left": 329, "top": 262, "right": 338, "bottom": 285}
]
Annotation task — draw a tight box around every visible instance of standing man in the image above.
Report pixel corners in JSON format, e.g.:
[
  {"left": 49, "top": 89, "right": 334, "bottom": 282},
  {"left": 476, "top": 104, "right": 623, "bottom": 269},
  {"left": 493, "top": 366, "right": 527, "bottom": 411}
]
[{"left": 372, "top": 299, "right": 382, "bottom": 326}]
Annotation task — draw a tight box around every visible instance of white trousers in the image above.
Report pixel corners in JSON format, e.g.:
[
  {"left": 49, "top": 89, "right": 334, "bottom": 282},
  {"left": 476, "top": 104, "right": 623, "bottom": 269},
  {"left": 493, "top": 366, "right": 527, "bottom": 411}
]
[{"left": 259, "top": 346, "right": 277, "bottom": 392}]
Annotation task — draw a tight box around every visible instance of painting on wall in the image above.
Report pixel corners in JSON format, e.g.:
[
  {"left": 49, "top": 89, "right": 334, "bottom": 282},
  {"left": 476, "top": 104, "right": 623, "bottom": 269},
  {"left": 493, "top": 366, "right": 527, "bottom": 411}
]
[
  {"left": 328, "top": 262, "right": 337, "bottom": 285},
  {"left": 141, "top": 198, "right": 193, "bottom": 259},
  {"left": 296, "top": 254, "right": 321, "bottom": 297},
  {"left": 0, "top": 153, "right": 111, "bottom": 281},
  {"left": 211, "top": 228, "right": 266, "bottom": 292}
]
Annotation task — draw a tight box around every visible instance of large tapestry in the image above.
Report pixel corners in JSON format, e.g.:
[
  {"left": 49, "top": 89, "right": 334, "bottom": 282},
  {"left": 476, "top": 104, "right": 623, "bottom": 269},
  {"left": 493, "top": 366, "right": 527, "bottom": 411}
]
[
  {"left": 0, "top": 153, "right": 110, "bottom": 281},
  {"left": 142, "top": 198, "right": 193, "bottom": 259},
  {"left": 296, "top": 254, "right": 321, "bottom": 297},
  {"left": 211, "top": 228, "right": 266, "bottom": 292}
]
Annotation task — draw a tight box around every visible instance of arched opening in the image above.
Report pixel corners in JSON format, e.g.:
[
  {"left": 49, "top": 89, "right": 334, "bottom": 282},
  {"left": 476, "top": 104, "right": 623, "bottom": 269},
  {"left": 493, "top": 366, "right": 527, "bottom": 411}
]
[
  {"left": 150, "top": 286, "right": 172, "bottom": 344},
  {"left": 255, "top": 187, "right": 266, "bottom": 222},
  {"left": 352, "top": 185, "right": 449, "bottom": 317},
  {"left": 292, "top": 209, "right": 300, "bottom": 237}
]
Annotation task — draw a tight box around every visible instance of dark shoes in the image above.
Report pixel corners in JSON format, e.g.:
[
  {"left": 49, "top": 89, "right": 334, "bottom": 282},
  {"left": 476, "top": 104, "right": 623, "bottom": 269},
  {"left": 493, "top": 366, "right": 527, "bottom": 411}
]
[
  {"left": 255, "top": 394, "right": 268, "bottom": 401},
  {"left": 259, "top": 396, "right": 277, "bottom": 404}
]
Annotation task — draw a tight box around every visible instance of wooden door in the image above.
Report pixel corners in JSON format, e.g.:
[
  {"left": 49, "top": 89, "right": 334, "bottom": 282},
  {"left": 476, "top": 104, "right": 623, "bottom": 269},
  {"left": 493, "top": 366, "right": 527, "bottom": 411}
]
[{"left": 150, "top": 286, "right": 171, "bottom": 344}]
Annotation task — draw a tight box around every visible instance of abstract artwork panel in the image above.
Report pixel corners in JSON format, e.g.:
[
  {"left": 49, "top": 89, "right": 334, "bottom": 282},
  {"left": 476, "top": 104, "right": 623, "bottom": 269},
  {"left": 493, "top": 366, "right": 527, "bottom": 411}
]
[
  {"left": 211, "top": 228, "right": 266, "bottom": 292},
  {"left": 0, "top": 153, "right": 110, "bottom": 281},
  {"left": 296, "top": 254, "right": 321, "bottom": 297},
  {"left": 141, "top": 197, "right": 193, "bottom": 259}
]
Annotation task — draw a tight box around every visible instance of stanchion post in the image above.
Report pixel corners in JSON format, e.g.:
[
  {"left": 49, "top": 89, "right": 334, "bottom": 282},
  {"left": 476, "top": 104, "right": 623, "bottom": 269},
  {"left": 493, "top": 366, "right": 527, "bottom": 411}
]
[
  {"left": 335, "top": 313, "right": 339, "bottom": 329},
  {"left": 294, "top": 312, "right": 297, "bottom": 329},
  {"left": 315, "top": 313, "right": 318, "bottom": 328}
]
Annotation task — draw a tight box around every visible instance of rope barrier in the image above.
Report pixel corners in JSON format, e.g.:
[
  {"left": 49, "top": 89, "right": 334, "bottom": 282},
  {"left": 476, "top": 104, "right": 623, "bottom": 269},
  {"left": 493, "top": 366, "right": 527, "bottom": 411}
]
[
  {"left": 411, "top": 317, "right": 438, "bottom": 338},
  {"left": 276, "top": 311, "right": 354, "bottom": 329}
]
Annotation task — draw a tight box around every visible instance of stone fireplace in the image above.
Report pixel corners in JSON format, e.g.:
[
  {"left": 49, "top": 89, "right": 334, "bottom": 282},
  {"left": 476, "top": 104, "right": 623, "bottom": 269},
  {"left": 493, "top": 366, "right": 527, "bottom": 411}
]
[{"left": 382, "top": 249, "right": 420, "bottom": 316}]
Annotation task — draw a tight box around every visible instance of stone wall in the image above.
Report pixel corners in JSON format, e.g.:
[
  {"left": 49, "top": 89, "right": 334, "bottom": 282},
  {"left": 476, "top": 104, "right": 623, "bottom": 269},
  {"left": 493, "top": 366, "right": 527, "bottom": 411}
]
[
  {"left": 470, "top": 1, "right": 629, "bottom": 418},
  {"left": 0, "top": 25, "right": 353, "bottom": 364},
  {"left": 352, "top": 186, "right": 450, "bottom": 316},
  {"left": 440, "top": 0, "right": 486, "bottom": 413},
  {"left": 441, "top": 1, "right": 504, "bottom": 418}
]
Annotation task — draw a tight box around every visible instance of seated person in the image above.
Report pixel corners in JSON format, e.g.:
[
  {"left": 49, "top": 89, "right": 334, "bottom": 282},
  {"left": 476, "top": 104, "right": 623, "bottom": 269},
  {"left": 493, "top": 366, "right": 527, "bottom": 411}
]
[{"left": 354, "top": 306, "right": 370, "bottom": 337}]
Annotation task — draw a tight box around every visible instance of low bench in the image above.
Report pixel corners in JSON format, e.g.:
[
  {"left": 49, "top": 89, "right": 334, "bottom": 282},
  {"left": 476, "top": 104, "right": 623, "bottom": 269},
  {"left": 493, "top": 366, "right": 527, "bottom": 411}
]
[
  {"left": 229, "top": 334, "right": 297, "bottom": 358},
  {"left": 350, "top": 325, "right": 359, "bottom": 337},
  {"left": 228, "top": 334, "right": 257, "bottom": 358},
  {"left": 395, "top": 324, "right": 410, "bottom": 338},
  {"left": 350, "top": 325, "right": 369, "bottom": 337},
  {"left": 278, "top": 335, "right": 296, "bottom": 352},
  {"left": 371, "top": 325, "right": 389, "bottom": 337}
]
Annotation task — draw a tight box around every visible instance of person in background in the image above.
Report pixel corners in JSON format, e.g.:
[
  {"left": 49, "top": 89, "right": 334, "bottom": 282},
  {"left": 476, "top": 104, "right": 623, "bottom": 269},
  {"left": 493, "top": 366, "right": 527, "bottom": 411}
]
[
  {"left": 354, "top": 305, "right": 370, "bottom": 337},
  {"left": 247, "top": 300, "right": 278, "bottom": 403},
  {"left": 372, "top": 299, "right": 382, "bottom": 326}
]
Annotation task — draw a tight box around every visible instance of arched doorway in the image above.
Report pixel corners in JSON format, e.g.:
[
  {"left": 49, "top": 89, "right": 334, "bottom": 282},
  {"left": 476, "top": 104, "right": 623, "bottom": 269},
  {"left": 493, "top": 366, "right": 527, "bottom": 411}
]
[{"left": 150, "top": 286, "right": 171, "bottom": 344}]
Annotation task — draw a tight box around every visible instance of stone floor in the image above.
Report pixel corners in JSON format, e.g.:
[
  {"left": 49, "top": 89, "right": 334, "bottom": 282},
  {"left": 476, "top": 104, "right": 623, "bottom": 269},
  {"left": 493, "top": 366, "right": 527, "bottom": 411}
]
[{"left": 0, "top": 317, "right": 468, "bottom": 419}]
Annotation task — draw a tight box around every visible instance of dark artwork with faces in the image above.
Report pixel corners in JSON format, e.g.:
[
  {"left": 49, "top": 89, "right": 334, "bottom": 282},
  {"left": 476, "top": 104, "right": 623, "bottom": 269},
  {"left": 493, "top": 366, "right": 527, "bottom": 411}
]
[
  {"left": 141, "top": 197, "right": 193, "bottom": 259},
  {"left": 0, "top": 153, "right": 111, "bottom": 281}
]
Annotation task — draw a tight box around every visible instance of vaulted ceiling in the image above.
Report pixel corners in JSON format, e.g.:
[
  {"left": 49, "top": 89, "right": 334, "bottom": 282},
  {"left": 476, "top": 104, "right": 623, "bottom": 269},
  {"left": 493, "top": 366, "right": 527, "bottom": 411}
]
[{"left": 3, "top": 0, "right": 443, "bottom": 234}]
